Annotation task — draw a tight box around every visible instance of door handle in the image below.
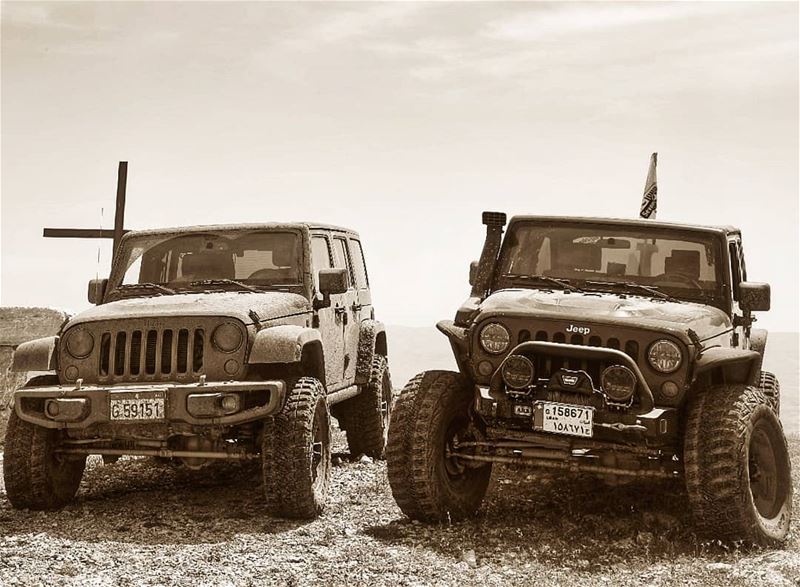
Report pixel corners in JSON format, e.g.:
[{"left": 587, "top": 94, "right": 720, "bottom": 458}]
[{"left": 351, "top": 302, "right": 362, "bottom": 313}]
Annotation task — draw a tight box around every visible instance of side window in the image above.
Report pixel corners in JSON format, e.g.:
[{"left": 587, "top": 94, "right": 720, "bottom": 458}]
[
  {"left": 349, "top": 239, "right": 369, "bottom": 289},
  {"left": 729, "top": 241, "right": 742, "bottom": 301},
  {"left": 311, "top": 236, "right": 332, "bottom": 288},
  {"left": 332, "top": 238, "right": 353, "bottom": 288}
]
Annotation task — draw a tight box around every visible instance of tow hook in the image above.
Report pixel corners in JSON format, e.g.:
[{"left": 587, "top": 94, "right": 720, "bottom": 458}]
[{"left": 595, "top": 422, "right": 648, "bottom": 433}]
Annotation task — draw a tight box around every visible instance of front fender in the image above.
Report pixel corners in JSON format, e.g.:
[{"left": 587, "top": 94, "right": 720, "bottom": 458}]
[
  {"left": 248, "top": 325, "right": 322, "bottom": 364},
  {"left": 11, "top": 336, "right": 59, "bottom": 372},
  {"left": 355, "top": 320, "right": 387, "bottom": 384},
  {"left": 692, "top": 347, "right": 762, "bottom": 387}
]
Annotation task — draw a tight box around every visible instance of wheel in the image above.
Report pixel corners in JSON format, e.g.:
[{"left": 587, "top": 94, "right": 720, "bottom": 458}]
[
  {"left": 684, "top": 384, "right": 792, "bottom": 545},
  {"left": 386, "top": 370, "right": 491, "bottom": 522},
  {"left": 342, "top": 355, "right": 393, "bottom": 459},
  {"left": 758, "top": 371, "right": 780, "bottom": 415},
  {"left": 3, "top": 411, "right": 86, "bottom": 510},
  {"left": 262, "top": 377, "right": 331, "bottom": 519}
]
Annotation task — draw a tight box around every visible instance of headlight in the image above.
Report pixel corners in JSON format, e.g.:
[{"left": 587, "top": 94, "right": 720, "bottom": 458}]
[
  {"left": 502, "top": 355, "right": 534, "bottom": 389},
  {"left": 479, "top": 323, "right": 510, "bottom": 355},
  {"left": 65, "top": 329, "right": 94, "bottom": 359},
  {"left": 212, "top": 322, "right": 243, "bottom": 353},
  {"left": 647, "top": 339, "right": 682, "bottom": 373},
  {"left": 600, "top": 365, "right": 636, "bottom": 403}
]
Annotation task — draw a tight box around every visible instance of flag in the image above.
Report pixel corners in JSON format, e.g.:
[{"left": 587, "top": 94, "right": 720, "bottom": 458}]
[{"left": 639, "top": 152, "right": 657, "bottom": 219}]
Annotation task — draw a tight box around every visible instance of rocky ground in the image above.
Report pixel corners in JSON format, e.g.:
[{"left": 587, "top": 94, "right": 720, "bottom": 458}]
[{"left": 0, "top": 429, "right": 798, "bottom": 587}]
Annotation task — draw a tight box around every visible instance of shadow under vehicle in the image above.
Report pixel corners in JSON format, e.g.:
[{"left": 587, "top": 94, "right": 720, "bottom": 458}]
[
  {"left": 387, "top": 212, "right": 790, "bottom": 545},
  {"left": 5, "top": 223, "right": 392, "bottom": 519}
]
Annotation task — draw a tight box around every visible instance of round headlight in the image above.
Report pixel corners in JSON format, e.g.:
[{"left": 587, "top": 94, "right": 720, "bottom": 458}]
[
  {"left": 479, "top": 323, "right": 510, "bottom": 355},
  {"left": 647, "top": 339, "right": 682, "bottom": 373},
  {"left": 212, "top": 323, "right": 243, "bottom": 353},
  {"left": 65, "top": 329, "right": 94, "bottom": 359},
  {"left": 600, "top": 365, "right": 636, "bottom": 403},
  {"left": 502, "top": 355, "right": 534, "bottom": 389}
]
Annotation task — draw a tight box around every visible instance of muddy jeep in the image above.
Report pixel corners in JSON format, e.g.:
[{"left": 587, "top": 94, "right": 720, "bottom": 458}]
[
  {"left": 387, "top": 212, "right": 790, "bottom": 544},
  {"left": 5, "top": 223, "right": 392, "bottom": 518}
]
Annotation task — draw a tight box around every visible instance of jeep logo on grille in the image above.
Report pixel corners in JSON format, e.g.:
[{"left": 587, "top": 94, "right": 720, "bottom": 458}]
[
  {"left": 566, "top": 324, "right": 590, "bottom": 335},
  {"left": 561, "top": 374, "right": 579, "bottom": 386}
]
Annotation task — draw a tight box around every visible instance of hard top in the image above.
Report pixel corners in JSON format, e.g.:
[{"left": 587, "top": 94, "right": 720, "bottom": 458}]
[
  {"left": 120, "top": 222, "right": 360, "bottom": 241},
  {"left": 507, "top": 215, "right": 740, "bottom": 237}
]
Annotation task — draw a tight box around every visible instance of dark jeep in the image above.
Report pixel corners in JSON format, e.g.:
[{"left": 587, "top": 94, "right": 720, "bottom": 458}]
[
  {"left": 5, "top": 223, "right": 392, "bottom": 518},
  {"left": 387, "top": 212, "right": 790, "bottom": 544}
]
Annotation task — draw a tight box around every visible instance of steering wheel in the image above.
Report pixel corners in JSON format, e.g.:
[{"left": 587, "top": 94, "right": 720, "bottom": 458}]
[{"left": 653, "top": 272, "right": 702, "bottom": 289}]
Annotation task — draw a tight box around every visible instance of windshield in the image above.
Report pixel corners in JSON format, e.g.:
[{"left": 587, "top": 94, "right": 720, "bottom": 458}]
[
  {"left": 108, "top": 230, "right": 304, "bottom": 298},
  {"left": 496, "top": 223, "right": 724, "bottom": 304}
]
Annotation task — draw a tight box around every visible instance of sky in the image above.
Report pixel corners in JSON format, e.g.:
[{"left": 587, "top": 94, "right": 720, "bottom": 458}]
[{"left": 1, "top": 1, "right": 798, "bottom": 330}]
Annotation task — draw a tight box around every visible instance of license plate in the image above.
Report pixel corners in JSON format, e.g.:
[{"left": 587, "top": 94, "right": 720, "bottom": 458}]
[
  {"left": 109, "top": 391, "right": 166, "bottom": 421},
  {"left": 533, "top": 401, "right": 594, "bottom": 438}
]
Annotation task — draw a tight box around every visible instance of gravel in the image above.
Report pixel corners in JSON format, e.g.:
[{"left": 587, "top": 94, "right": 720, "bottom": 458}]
[{"left": 1, "top": 429, "right": 798, "bottom": 586}]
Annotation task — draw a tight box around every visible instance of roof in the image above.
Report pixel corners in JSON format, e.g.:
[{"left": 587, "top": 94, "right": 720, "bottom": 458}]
[
  {"left": 122, "top": 222, "right": 359, "bottom": 239},
  {"left": 507, "top": 215, "right": 739, "bottom": 236}
]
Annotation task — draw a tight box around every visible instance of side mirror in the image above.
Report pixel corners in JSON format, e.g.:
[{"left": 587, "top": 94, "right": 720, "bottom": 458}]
[
  {"left": 739, "top": 282, "right": 770, "bottom": 312},
  {"left": 88, "top": 278, "right": 108, "bottom": 305},
  {"left": 315, "top": 268, "right": 348, "bottom": 310},
  {"left": 468, "top": 261, "right": 479, "bottom": 287}
]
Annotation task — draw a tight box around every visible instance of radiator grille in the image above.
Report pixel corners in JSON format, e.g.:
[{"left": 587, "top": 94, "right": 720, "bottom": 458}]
[
  {"left": 99, "top": 327, "right": 205, "bottom": 381},
  {"left": 516, "top": 329, "right": 639, "bottom": 387}
]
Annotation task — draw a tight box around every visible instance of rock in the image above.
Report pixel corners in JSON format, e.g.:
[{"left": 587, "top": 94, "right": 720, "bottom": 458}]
[
  {"left": 706, "top": 562, "right": 733, "bottom": 572},
  {"left": 359, "top": 455, "right": 373, "bottom": 464},
  {"left": 462, "top": 549, "right": 477, "bottom": 568}
]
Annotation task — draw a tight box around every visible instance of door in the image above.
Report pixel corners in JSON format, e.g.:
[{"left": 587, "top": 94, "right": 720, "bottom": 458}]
[
  {"left": 331, "top": 236, "right": 360, "bottom": 386},
  {"left": 311, "top": 233, "right": 345, "bottom": 388},
  {"left": 348, "top": 237, "right": 372, "bottom": 318}
]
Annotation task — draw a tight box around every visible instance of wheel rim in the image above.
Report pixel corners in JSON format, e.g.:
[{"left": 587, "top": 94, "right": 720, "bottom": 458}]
[
  {"left": 310, "top": 401, "right": 330, "bottom": 494},
  {"left": 443, "top": 418, "right": 469, "bottom": 478},
  {"left": 749, "top": 419, "right": 786, "bottom": 519}
]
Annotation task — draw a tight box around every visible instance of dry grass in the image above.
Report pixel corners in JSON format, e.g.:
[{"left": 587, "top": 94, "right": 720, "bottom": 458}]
[{"left": 0, "top": 431, "right": 798, "bottom": 586}]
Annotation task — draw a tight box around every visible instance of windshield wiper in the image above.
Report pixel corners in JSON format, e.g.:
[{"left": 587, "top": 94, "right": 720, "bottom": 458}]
[
  {"left": 190, "top": 279, "right": 259, "bottom": 293},
  {"left": 506, "top": 274, "right": 584, "bottom": 293},
  {"left": 115, "top": 283, "right": 176, "bottom": 296},
  {"left": 584, "top": 281, "right": 676, "bottom": 302}
]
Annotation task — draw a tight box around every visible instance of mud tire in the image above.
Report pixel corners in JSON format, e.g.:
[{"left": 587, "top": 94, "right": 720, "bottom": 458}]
[
  {"left": 3, "top": 411, "right": 86, "bottom": 510},
  {"left": 758, "top": 371, "right": 780, "bottom": 416},
  {"left": 684, "top": 383, "right": 792, "bottom": 545},
  {"left": 386, "top": 370, "right": 491, "bottom": 522},
  {"left": 262, "top": 377, "right": 331, "bottom": 519},
  {"left": 343, "top": 355, "right": 392, "bottom": 459}
]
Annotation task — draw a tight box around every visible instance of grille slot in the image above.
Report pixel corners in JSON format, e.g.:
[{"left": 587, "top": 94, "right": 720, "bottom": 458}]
[{"left": 99, "top": 326, "right": 206, "bottom": 381}]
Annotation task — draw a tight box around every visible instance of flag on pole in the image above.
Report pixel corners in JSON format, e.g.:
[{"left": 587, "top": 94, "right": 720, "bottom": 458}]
[{"left": 639, "top": 152, "right": 657, "bottom": 219}]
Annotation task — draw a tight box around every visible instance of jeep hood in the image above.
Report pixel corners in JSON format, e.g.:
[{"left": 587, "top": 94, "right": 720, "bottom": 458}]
[
  {"left": 66, "top": 291, "right": 310, "bottom": 329},
  {"left": 477, "top": 289, "right": 731, "bottom": 340}
]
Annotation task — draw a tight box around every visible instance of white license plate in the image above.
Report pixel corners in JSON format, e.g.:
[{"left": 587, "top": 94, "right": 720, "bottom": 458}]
[
  {"left": 534, "top": 401, "right": 594, "bottom": 438},
  {"left": 110, "top": 392, "right": 166, "bottom": 421}
]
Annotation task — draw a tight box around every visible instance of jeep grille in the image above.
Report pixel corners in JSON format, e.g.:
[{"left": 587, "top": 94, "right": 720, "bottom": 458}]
[
  {"left": 517, "top": 329, "right": 639, "bottom": 389},
  {"left": 99, "top": 327, "right": 205, "bottom": 379}
]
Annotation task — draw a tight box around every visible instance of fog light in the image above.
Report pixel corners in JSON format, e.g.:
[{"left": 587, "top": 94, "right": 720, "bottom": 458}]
[
  {"left": 477, "top": 361, "right": 494, "bottom": 377},
  {"left": 501, "top": 355, "right": 534, "bottom": 389},
  {"left": 600, "top": 365, "right": 636, "bottom": 403},
  {"left": 661, "top": 381, "right": 680, "bottom": 398},
  {"left": 45, "top": 400, "right": 60, "bottom": 418},
  {"left": 220, "top": 394, "right": 239, "bottom": 413}
]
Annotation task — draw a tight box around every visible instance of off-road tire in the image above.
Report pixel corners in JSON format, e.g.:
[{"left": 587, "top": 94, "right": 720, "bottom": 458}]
[
  {"left": 758, "top": 371, "right": 780, "bottom": 416},
  {"left": 386, "top": 370, "right": 491, "bottom": 522},
  {"left": 262, "top": 377, "right": 331, "bottom": 519},
  {"left": 3, "top": 411, "right": 86, "bottom": 510},
  {"left": 343, "top": 355, "right": 392, "bottom": 459},
  {"left": 684, "top": 383, "right": 792, "bottom": 545}
]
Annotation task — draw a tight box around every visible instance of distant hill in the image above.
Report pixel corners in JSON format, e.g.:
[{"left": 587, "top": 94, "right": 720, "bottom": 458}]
[{"left": 385, "top": 326, "right": 799, "bottom": 435}]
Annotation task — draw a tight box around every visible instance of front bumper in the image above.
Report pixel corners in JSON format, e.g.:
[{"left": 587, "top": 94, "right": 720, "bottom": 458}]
[{"left": 14, "top": 379, "right": 285, "bottom": 430}]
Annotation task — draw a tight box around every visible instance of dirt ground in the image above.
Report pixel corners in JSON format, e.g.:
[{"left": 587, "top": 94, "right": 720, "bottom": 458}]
[{"left": 0, "top": 428, "right": 798, "bottom": 587}]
